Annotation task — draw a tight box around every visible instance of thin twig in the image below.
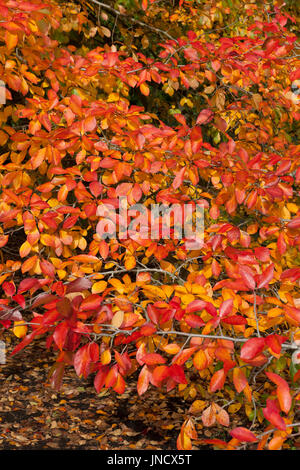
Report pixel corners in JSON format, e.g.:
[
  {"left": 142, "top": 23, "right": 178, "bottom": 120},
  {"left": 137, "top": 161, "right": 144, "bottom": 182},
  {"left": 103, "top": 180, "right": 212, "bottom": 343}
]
[{"left": 83, "top": 0, "right": 177, "bottom": 41}]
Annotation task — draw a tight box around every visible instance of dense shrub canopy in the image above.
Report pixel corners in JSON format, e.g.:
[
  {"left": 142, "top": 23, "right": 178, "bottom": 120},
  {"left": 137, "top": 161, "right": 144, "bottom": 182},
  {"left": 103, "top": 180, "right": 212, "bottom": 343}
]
[{"left": 0, "top": 0, "right": 299, "bottom": 450}]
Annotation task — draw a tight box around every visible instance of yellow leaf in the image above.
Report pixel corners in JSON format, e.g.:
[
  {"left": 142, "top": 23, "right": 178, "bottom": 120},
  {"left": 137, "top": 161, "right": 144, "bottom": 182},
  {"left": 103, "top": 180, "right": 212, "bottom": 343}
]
[
  {"left": 140, "top": 83, "right": 150, "bottom": 96},
  {"left": 101, "top": 349, "right": 111, "bottom": 365},
  {"left": 111, "top": 310, "right": 124, "bottom": 329},
  {"left": 19, "top": 240, "right": 32, "bottom": 258},
  {"left": 124, "top": 256, "right": 136, "bottom": 270},
  {"left": 92, "top": 281, "right": 108, "bottom": 294},
  {"left": 189, "top": 400, "right": 207, "bottom": 415},
  {"left": 13, "top": 321, "right": 27, "bottom": 338},
  {"left": 107, "top": 93, "right": 119, "bottom": 102},
  {"left": 228, "top": 403, "right": 242, "bottom": 414},
  {"left": 163, "top": 343, "right": 180, "bottom": 355}
]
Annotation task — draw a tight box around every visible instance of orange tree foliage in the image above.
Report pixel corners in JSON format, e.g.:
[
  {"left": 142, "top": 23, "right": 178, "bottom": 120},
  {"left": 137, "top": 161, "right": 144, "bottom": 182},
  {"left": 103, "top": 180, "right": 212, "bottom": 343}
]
[{"left": 0, "top": 0, "right": 300, "bottom": 450}]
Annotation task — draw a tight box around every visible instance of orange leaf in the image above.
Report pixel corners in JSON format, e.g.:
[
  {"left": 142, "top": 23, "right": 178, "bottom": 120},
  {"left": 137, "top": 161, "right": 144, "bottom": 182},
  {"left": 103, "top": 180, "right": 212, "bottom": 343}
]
[
  {"left": 31, "top": 148, "right": 46, "bottom": 170},
  {"left": 232, "top": 367, "right": 248, "bottom": 393},
  {"left": 71, "top": 255, "right": 99, "bottom": 263},
  {"left": 5, "top": 31, "right": 18, "bottom": 50},
  {"left": 193, "top": 350, "right": 208, "bottom": 371},
  {"left": 202, "top": 405, "right": 216, "bottom": 427},
  {"left": 140, "top": 82, "right": 150, "bottom": 96}
]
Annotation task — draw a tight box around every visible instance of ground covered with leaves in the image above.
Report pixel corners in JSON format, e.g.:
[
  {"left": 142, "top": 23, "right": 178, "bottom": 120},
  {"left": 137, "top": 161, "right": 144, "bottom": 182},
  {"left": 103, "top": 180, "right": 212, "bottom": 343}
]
[
  {"left": 0, "top": 0, "right": 300, "bottom": 452},
  {"left": 1, "top": 331, "right": 269, "bottom": 450},
  {"left": 3, "top": 332, "right": 298, "bottom": 450},
  {"left": 0, "top": 333, "right": 192, "bottom": 450}
]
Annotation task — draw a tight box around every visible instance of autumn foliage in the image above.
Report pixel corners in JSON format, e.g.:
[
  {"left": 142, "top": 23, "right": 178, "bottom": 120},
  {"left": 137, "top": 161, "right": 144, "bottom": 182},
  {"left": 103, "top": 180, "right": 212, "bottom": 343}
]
[{"left": 0, "top": 0, "right": 300, "bottom": 450}]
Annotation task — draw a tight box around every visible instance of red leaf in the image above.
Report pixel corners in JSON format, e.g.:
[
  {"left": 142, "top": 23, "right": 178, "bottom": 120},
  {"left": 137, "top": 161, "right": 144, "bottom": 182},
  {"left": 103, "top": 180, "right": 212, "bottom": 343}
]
[
  {"left": 265, "top": 334, "right": 287, "bottom": 355},
  {"left": 256, "top": 264, "right": 274, "bottom": 289},
  {"left": 12, "top": 294, "right": 26, "bottom": 309},
  {"left": 209, "top": 368, "right": 226, "bottom": 392},
  {"left": 17, "top": 278, "right": 40, "bottom": 294},
  {"left": 221, "top": 316, "right": 247, "bottom": 325},
  {"left": 74, "top": 344, "right": 92, "bottom": 378},
  {"left": 80, "top": 294, "right": 102, "bottom": 311},
  {"left": 266, "top": 372, "right": 292, "bottom": 414},
  {"left": 3, "top": 281, "right": 16, "bottom": 297},
  {"left": 169, "top": 364, "right": 187, "bottom": 384},
  {"left": 196, "top": 109, "right": 214, "bottom": 125},
  {"left": 113, "top": 373, "right": 126, "bottom": 394},
  {"left": 287, "top": 217, "right": 300, "bottom": 229},
  {"left": 143, "top": 353, "right": 166, "bottom": 366},
  {"left": 56, "top": 298, "right": 73, "bottom": 318},
  {"left": 40, "top": 259, "right": 55, "bottom": 278},
  {"left": 240, "top": 337, "right": 265, "bottom": 361},
  {"left": 105, "top": 364, "right": 118, "bottom": 388},
  {"left": 66, "top": 277, "right": 92, "bottom": 293},
  {"left": 31, "top": 293, "right": 58, "bottom": 309},
  {"left": 263, "top": 399, "right": 286, "bottom": 431},
  {"left": 186, "top": 299, "right": 207, "bottom": 313},
  {"left": 277, "top": 232, "right": 287, "bottom": 255},
  {"left": 83, "top": 116, "right": 97, "bottom": 132},
  {"left": 88, "top": 342, "right": 99, "bottom": 362},
  {"left": 152, "top": 365, "right": 169, "bottom": 385},
  {"left": 172, "top": 167, "right": 186, "bottom": 190},
  {"left": 254, "top": 247, "right": 270, "bottom": 262},
  {"left": 185, "top": 314, "right": 206, "bottom": 328},
  {"left": 239, "top": 266, "right": 256, "bottom": 290},
  {"left": 173, "top": 347, "right": 198, "bottom": 366},
  {"left": 94, "top": 366, "right": 108, "bottom": 393},
  {"left": 229, "top": 427, "right": 257, "bottom": 442},
  {"left": 53, "top": 322, "right": 69, "bottom": 350},
  {"left": 219, "top": 299, "right": 233, "bottom": 318},
  {"left": 49, "top": 362, "right": 65, "bottom": 391}
]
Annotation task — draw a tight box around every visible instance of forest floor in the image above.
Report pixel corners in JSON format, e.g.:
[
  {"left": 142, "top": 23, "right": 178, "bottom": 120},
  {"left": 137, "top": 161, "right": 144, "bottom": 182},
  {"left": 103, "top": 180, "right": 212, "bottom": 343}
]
[{"left": 0, "top": 332, "right": 210, "bottom": 450}]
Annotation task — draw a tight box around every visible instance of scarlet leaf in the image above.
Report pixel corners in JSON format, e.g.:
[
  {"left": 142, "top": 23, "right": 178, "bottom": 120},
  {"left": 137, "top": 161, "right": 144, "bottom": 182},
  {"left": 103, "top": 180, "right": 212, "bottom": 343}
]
[
  {"left": 17, "top": 278, "right": 40, "bottom": 294},
  {"left": 186, "top": 299, "right": 207, "bottom": 313},
  {"left": 53, "top": 322, "right": 69, "bottom": 350},
  {"left": 80, "top": 294, "right": 102, "bottom": 311},
  {"left": 143, "top": 353, "right": 166, "bottom": 366},
  {"left": 240, "top": 337, "right": 265, "bottom": 361},
  {"left": 219, "top": 298, "right": 233, "bottom": 318},
  {"left": 74, "top": 345, "right": 92, "bottom": 378},
  {"left": 196, "top": 109, "right": 214, "bottom": 125},
  {"left": 266, "top": 372, "right": 292, "bottom": 414},
  {"left": 239, "top": 266, "right": 256, "bottom": 290},
  {"left": 66, "top": 277, "right": 92, "bottom": 294},
  {"left": 209, "top": 368, "right": 226, "bottom": 392},
  {"left": 256, "top": 264, "right": 274, "bottom": 289},
  {"left": 263, "top": 399, "right": 286, "bottom": 431},
  {"left": 172, "top": 167, "right": 186, "bottom": 190},
  {"left": 94, "top": 367, "right": 108, "bottom": 393},
  {"left": 229, "top": 427, "right": 257, "bottom": 443}
]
